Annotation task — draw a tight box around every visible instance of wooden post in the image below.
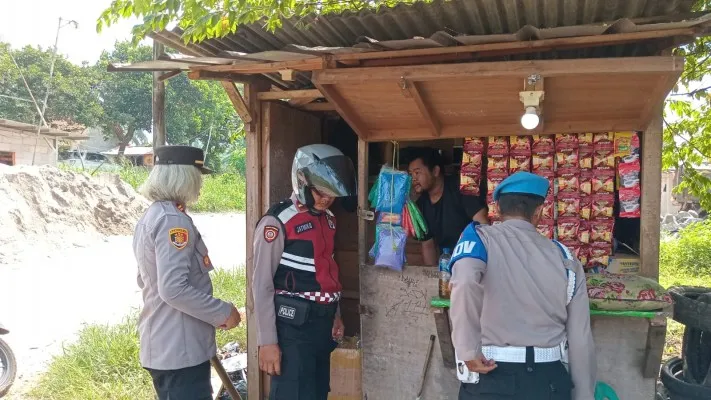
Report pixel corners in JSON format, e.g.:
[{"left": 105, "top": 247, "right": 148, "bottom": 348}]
[
  {"left": 152, "top": 42, "right": 166, "bottom": 149},
  {"left": 244, "top": 80, "right": 269, "bottom": 400},
  {"left": 640, "top": 112, "right": 663, "bottom": 279},
  {"left": 357, "top": 138, "right": 369, "bottom": 266}
]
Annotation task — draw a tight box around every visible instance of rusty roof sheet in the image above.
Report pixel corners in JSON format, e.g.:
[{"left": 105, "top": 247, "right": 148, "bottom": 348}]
[{"left": 151, "top": 0, "right": 699, "bottom": 57}]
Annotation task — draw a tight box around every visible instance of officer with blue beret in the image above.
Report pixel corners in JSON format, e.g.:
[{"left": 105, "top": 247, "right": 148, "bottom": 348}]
[{"left": 449, "top": 171, "right": 597, "bottom": 400}]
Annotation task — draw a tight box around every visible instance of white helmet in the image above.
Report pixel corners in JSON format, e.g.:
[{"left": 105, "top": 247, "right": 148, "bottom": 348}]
[{"left": 291, "top": 144, "right": 357, "bottom": 206}]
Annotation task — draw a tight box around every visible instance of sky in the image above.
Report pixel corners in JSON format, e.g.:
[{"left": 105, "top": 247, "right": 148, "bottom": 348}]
[{"left": 0, "top": 0, "right": 147, "bottom": 65}]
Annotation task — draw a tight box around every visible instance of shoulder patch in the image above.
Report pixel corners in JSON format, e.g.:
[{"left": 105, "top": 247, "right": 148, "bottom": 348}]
[
  {"left": 169, "top": 228, "right": 189, "bottom": 250},
  {"left": 264, "top": 225, "right": 279, "bottom": 243},
  {"left": 451, "top": 223, "right": 488, "bottom": 264}
]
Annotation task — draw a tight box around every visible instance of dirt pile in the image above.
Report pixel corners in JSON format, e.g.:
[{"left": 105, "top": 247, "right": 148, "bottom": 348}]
[{"left": 0, "top": 165, "right": 149, "bottom": 264}]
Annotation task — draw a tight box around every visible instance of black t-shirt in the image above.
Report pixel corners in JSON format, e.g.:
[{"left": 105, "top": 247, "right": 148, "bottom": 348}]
[{"left": 416, "top": 175, "right": 485, "bottom": 252}]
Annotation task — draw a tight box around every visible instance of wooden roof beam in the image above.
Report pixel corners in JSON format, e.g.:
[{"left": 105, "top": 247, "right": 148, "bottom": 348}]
[
  {"left": 314, "top": 83, "right": 370, "bottom": 139},
  {"left": 221, "top": 81, "right": 253, "bottom": 124},
  {"left": 158, "top": 70, "right": 182, "bottom": 81},
  {"left": 257, "top": 89, "right": 323, "bottom": 101},
  {"left": 401, "top": 79, "right": 440, "bottom": 137},
  {"left": 190, "top": 57, "right": 326, "bottom": 75},
  {"left": 297, "top": 102, "right": 336, "bottom": 112}
]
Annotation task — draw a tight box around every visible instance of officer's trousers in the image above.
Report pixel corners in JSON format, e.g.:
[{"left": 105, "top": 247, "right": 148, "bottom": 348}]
[
  {"left": 269, "top": 305, "right": 338, "bottom": 400},
  {"left": 458, "top": 347, "right": 573, "bottom": 400},
  {"left": 145, "top": 360, "right": 212, "bottom": 400}
]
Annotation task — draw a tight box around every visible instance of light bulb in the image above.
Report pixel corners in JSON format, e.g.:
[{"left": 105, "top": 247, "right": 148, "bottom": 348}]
[{"left": 521, "top": 106, "right": 539, "bottom": 130}]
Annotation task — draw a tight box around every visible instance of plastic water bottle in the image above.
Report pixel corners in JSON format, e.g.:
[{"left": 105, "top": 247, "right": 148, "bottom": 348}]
[{"left": 438, "top": 248, "right": 452, "bottom": 299}]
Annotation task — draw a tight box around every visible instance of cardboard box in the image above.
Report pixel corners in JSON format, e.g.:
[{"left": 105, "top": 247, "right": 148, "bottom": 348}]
[
  {"left": 607, "top": 254, "right": 641, "bottom": 274},
  {"left": 329, "top": 337, "right": 362, "bottom": 400}
]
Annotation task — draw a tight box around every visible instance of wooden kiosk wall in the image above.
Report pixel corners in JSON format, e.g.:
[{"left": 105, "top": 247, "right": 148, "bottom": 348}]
[{"left": 244, "top": 69, "right": 668, "bottom": 400}]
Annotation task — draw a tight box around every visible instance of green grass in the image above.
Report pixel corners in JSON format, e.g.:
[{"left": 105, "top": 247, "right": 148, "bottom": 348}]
[
  {"left": 58, "top": 163, "right": 246, "bottom": 213},
  {"left": 29, "top": 267, "right": 247, "bottom": 400},
  {"left": 659, "top": 221, "right": 711, "bottom": 363}
]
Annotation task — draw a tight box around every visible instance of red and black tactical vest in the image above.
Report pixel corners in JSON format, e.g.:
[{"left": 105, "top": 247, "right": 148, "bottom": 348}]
[{"left": 266, "top": 199, "right": 342, "bottom": 304}]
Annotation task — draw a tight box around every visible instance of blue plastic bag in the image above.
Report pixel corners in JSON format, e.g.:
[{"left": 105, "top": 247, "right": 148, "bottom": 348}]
[
  {"left": 369, "top": 224, "right": 407, "bottom": 271},
  {"left": 374, "top": 166, "right": 411, "bottom": 214}
]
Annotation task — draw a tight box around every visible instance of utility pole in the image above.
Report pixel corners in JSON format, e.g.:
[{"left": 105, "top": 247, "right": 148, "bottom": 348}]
[
  {"left": 32, "top": 16, "right": 77, "bottom": 165},
  {"left": 152, "top": 42, "right": 166, "bottom": 150}
]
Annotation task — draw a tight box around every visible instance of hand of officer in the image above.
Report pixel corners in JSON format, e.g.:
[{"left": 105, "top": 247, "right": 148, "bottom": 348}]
[
  {"left": 332, "top": 317, "right": 345, "bottom": 340},
  {"left": 464, "top": 355, "right": 497, "bottom": 374},
  {"left": 259, "top": 344, "right": 282, "bottom": 376},
  {"left": 219, "top": 304, "right": 241, "bottom": 330}
]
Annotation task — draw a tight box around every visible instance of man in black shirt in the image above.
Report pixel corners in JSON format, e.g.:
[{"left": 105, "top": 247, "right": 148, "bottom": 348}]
[{"left": 407, "top": 147, "right": 488, "bottom": 265}]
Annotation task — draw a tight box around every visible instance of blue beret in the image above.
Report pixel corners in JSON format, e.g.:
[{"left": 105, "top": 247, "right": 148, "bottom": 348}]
[{"left": 493, "top": 171, "right": 549, "bottom": 201}]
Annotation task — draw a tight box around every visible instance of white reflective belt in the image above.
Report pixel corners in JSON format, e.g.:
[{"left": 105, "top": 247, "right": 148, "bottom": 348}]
[{"left": 481, "top": 344, "right": 563, "bottom": 363}]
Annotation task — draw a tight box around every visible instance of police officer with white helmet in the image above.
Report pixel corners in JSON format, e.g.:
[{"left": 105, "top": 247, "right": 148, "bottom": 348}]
[{"left": 449, "top": 171, "right": 596, "bottom": 400}]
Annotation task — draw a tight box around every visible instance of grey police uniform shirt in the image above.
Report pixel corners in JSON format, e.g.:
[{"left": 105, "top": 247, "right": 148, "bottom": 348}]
[
  {"left": 450, "top": 219, "right": 596, "bottom": 400},
  {"left": 133, "top": 201, "right": 232, "bottom": 370}
]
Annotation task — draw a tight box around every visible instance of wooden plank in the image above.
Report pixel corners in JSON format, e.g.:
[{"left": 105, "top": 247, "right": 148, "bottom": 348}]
[
  {"left": 640, "top": 114, "right": 664, "bottom": 280},
  {"left": 152, "top": 42, "right": 166, "bottom": 149},
  {"left": 315, "top": 84, "right": 371, "bottom": 139},
  {"left": 157, "top": 70, "right": 182, "bottom": 81},
  {"left": 404, "top": 80, "right": 441, "bottom": 137},
  {"left": 312, "top": 56, "right": 685, "bottom": 85},
  {"left": 639, "top": 71, "right": 683, "bottom": 127},
  {"left": 357, "top": 138, "right": 369, "bottom": 266},
  {"left": 643, "top": 316, "right": 667, "bottom": 378},
  {"left": 244, "top": 80, "right": 269, "bottom": 400},
  {"left": 298, "top": 102, "right": 336, "bottom": 112},
  {"left": 221, "top": 82, "right": 253, "bottom": 124},
  {"left": 360, "top": 265, "right": 459, "bottom": 399},
  {"left": 187, "top": 69, "right": 256, "bottom": 82},
  {"left": 433, "top": 309, "right": 455, "bottom": 368},
  {"left": 190, "top": 57, "right": 326, "bottom": 75},
  {"left": 331, "top": 28, "right": 698, "bottom": 63},
  {"left": 257, "top": 89, "right": 323, "bottom": 101}
]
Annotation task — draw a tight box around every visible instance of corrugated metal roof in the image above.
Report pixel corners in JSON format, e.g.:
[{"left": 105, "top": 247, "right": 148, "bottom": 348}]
[
  {"left": 0, "top": 119, "right": 87, "bottom": 139},
  {"left": 152, "top": 0, "right": 698, "bottom": 57}
]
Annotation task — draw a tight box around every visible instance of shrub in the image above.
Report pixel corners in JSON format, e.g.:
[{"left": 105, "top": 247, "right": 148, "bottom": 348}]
[{"left": 659, "top": 220, "right": 711, "bottom": 287}]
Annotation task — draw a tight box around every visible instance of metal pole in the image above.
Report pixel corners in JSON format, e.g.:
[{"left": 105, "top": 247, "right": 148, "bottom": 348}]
[{"left": 152, "top": 42, "right": 166, "bottom": 150}]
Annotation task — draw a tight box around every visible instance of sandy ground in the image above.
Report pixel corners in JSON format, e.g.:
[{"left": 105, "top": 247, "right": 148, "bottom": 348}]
[{"left": 0, "top": 212, "right": 246, "bottom": 398}]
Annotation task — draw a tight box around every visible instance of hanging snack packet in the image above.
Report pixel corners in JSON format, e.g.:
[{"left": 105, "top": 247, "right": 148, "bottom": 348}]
[
  {"left": 590, "top": 220, "right": 614, "bottom": 243},
  {"left": 538, "top": 171, "right": 555, "bottom": 197},
  {"left": 579, "top": 133, "right": 594, "bottom": 153},
  {"left": 556, "top": 133, "right": 579, "bottom": 150},
  {"left": 541, "top": 195, "right": 555, "bottom": 220},
  {"left": 510, "top": 136, "right": 532, "bottom": 154},
  {"left": 579, "top": 150, "right": 593, "bottom": 170},
  {"left": 558, "top": 196, "right": 581, "bottom": 218},
  {"left": 593, "top": 149, "right": 616, "bottom": 169},
  {"left": 578, "top": 221, "right": 590, "bottom": 244},
  {"left": 593, "top": 132, "right": 615, "bottom": 150},
  {"left": 580, "top": 195, "right": 592, "bottom": 220},
  {"left": 464, "top": 137, "right": 485, "bottom": 153},
  {"left": 619, "top": 187, "right": 642, "bottom": 218},
  {"left": 532, "top": 152, "right": 555, "bottom": 173},
  {"left": 487, "top": 195, "right": 500, "bottom": 221},
  {"left": 532, "top": 135, "right": 555, "bottom": 152},
  {"left": 461, "top": 151, "right": 483, "bottom": 173},
  {"left": 592, "top": 194, "right": 615, "bottom": 219},
  {"left": 579, "top": 245, "right": 590, "bottom": 266},
  {"left": 618, "top": 160, "right": 641, "bottom": 189},
  {"left": 459, "top": 172, "right": 481, "bottom": 196},
  {"left": 488, "top": 136, "right": 509, "bottom": 155},
  {"left": 510, "top": 154, "right": 532, "bottom": 174},
  {"left": 592, "top": 173, "right": 615, "bottom": 194},
  {"left": 487, "top": 154, "right": 509, "bottom": 174},
  {"left": 487, "top": 173, "right": 507, "bottom": 196},
  {"left": 614, "top": 132, "right": 641, "bottom": 162},
  {"left": 557, "top": 172, "right": 580, "bottom": 194},
  {"left": 557, "top": 149, "right": 579, "bottom": 170},
  {"left": 561, "top": 242, "right": 582, "bottom": 260},
  {"left": 537, "top": 220, "right": 555, "bottom": 239},
  {"left": 588, "top": 242, "right": 612, "bottom": 267},
  {"left": 557, "top": 218, "right": 580, "bottom": 241},
  {"left": 579, "top": 171, "right": 593, "bottom": 196}
]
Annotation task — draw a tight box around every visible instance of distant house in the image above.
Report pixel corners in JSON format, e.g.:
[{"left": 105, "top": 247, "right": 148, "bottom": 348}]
[
  {"left": 101, "top": 145, "right": 154, "bottom": 166},
  {"left": 0, "top": 118, "right": 88, "bottom": 166},
  {"left": 660, "top": 163, "right": 711, "bottom": 216}
]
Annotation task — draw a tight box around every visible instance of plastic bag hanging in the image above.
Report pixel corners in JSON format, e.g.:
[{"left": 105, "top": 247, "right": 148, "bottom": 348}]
[
  {"left": 373, "top": 165, "right": 411, "bottom": 214},
  {"left": 370, "top": 224, "right": 407, "bottom": 271}
]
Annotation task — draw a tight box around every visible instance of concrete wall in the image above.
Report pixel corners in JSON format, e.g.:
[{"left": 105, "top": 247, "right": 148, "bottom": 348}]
[{"left": 0, "top": 128, "right": 56, "bottom": 166}]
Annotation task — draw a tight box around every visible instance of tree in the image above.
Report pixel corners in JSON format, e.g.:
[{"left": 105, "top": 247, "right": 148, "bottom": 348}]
[
  {"left": 664, "top": 0, "right": 711, "bottom": 210},
  {"left": 0, "top": 42, "right": 103, "bottom": 128},
  {"left": 95, "top": 41, "right": 242, "bottom": 167},
  {"left": 97, "top": 0, "right": 428, "bottom": 43}
]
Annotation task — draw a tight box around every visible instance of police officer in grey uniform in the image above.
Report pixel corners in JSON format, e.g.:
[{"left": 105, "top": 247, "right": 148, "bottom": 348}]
[
  {"left": 133, "top": 145, "right": 241, "bottom": 400},
  {"left": 449, "top": 171, "right": 596, "bottom": 400}
]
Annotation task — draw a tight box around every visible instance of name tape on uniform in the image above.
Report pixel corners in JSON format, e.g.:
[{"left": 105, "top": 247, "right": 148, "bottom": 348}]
[
  {"left": 278, "top": 305, "right": 296, "bottom": 319},
  {"left": 295, "top": 221, "right": 314, "bottom": 234},
  {"left": 169, "top": 228, "right": 189, "bottom": 250}
]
